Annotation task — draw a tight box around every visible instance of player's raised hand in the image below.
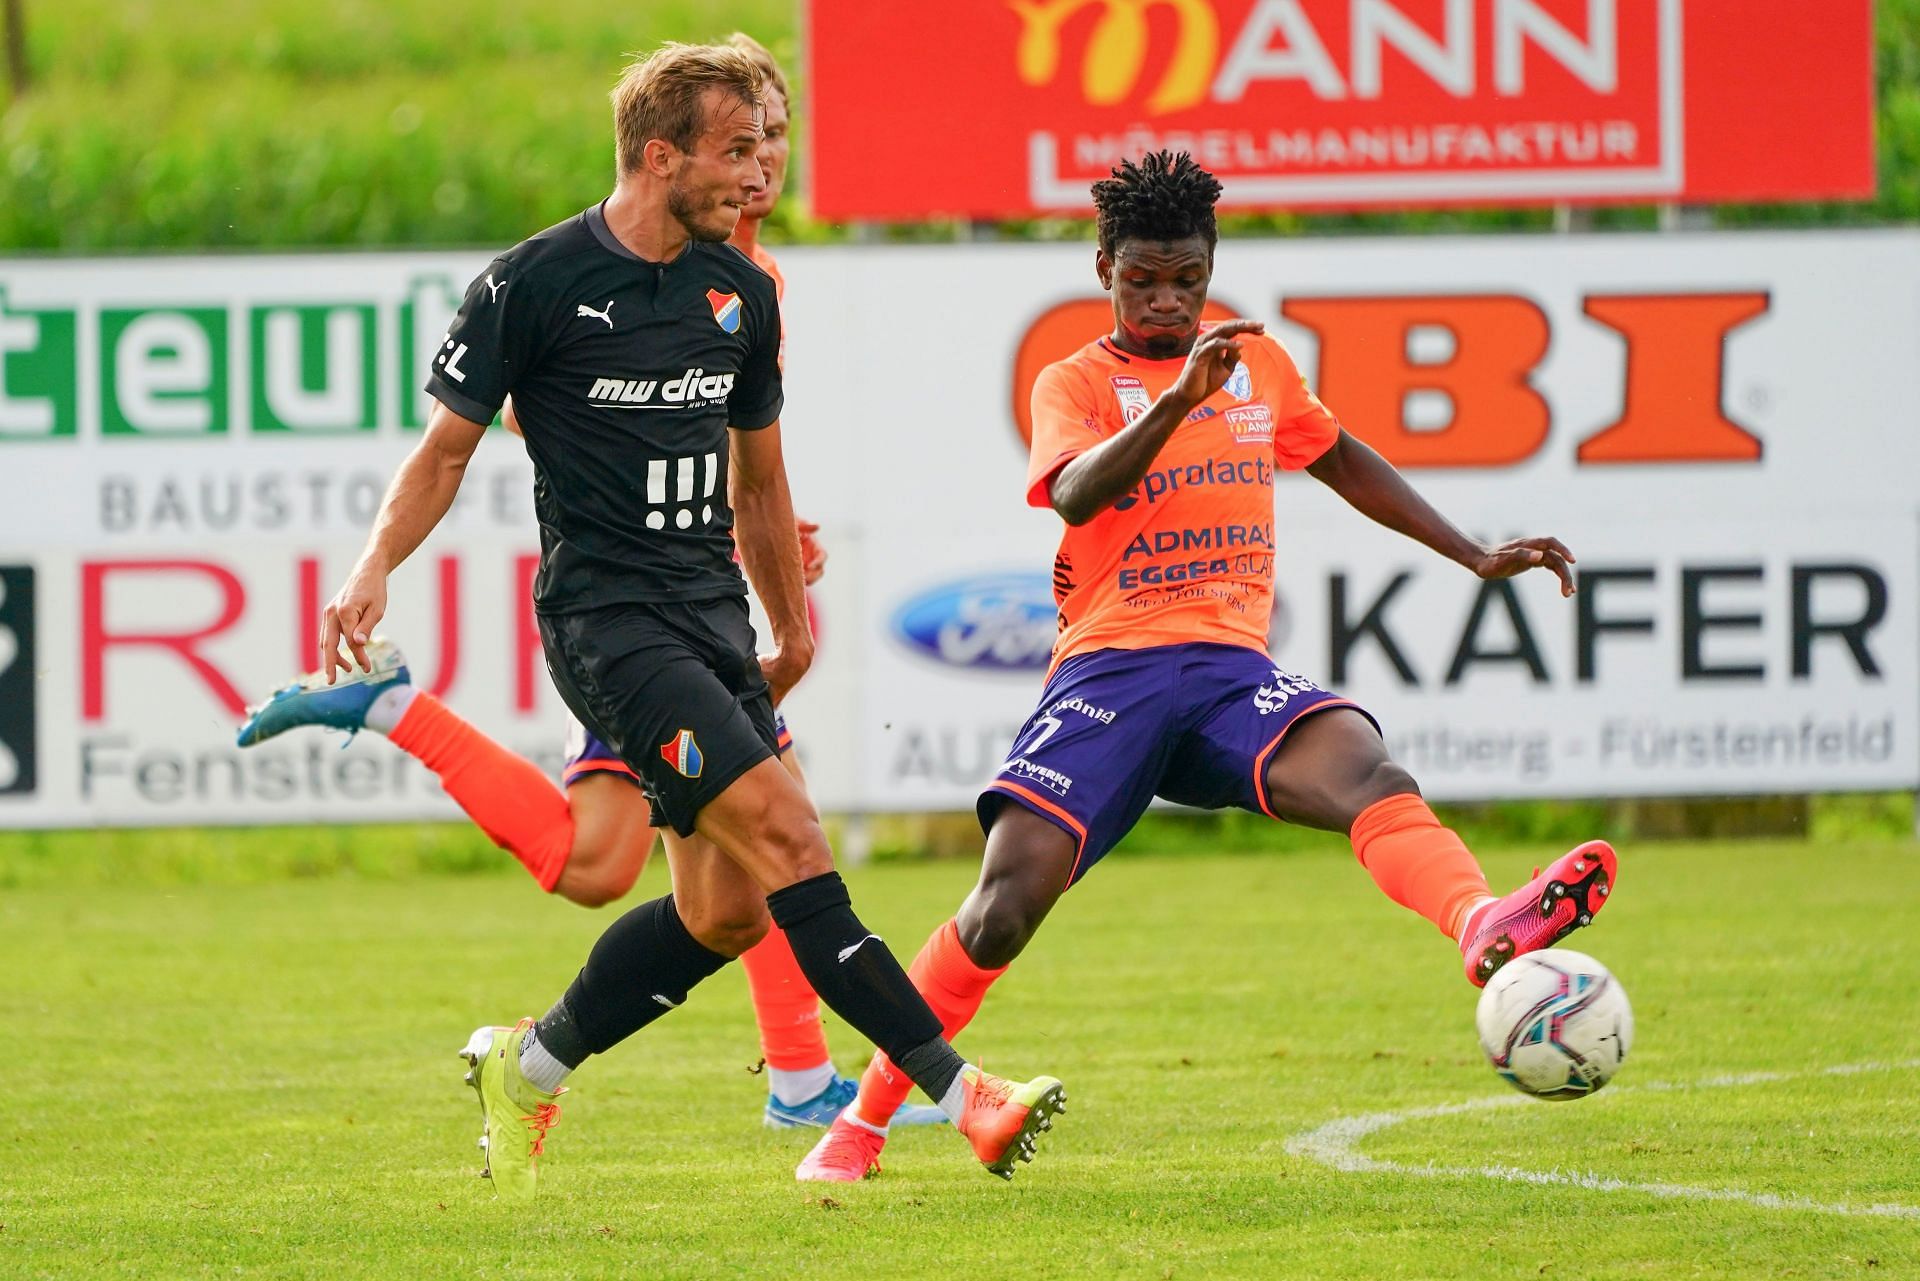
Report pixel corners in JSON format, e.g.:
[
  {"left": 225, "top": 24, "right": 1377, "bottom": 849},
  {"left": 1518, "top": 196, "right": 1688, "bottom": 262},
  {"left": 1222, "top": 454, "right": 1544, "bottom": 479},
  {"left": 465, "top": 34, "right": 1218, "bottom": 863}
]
[
  {"left": 796, "top": 517, "right": 828, "bottom": 586},
  {"left": 1472, "top": 536, "right": 1577, "bottom": 597},
  {"left": 320, "top": 564, "right": 389, "bottom": 683},
  {"left": 1171, "top": 319, "right": 1264, "bottom": 409},
  {"left": 759, "top": 642, "right": 814, "bottom": 707}
]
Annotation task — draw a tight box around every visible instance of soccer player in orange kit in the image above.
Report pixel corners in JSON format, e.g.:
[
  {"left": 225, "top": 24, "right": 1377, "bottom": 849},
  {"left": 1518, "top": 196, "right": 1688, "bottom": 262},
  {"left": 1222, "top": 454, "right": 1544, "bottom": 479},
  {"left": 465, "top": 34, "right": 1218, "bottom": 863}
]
[
  {"left": 235, "top": 34, "right": 942, "bottom": 1133},
  {"left": 797, "top": 150, "right": 1617, "bottom": 1182}
]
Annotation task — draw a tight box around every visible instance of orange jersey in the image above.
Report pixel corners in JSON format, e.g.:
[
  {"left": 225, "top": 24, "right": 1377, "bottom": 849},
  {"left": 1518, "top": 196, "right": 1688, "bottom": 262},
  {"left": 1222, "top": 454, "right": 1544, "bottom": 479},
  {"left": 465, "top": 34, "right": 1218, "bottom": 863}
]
[
  {"left": 744, "top": 240, "right": 786, "bottom": 369},
  {"left": 1027, "top": 332, "right": 1340, "bottom": 670},
  {"left": 746, "top": 240, "right": 786, "bottom": 300}
]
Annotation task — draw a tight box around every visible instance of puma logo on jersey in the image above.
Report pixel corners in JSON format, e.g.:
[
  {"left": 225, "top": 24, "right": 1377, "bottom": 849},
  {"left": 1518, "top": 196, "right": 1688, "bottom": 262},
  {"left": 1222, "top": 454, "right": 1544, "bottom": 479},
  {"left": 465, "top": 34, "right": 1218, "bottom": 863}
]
[
  {"left": 483, "top": 273, "right": 504, "bottom": 302},
  {"left": 576, "top": 300, "right": 615, "bottom": 328}
]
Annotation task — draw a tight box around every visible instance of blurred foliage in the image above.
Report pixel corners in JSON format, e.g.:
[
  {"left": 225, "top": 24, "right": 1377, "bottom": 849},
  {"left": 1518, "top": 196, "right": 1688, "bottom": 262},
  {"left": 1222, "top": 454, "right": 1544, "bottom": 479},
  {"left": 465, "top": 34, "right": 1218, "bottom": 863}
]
[{"left": 0, "top": 0, "right": 1913, "bottom": 251}]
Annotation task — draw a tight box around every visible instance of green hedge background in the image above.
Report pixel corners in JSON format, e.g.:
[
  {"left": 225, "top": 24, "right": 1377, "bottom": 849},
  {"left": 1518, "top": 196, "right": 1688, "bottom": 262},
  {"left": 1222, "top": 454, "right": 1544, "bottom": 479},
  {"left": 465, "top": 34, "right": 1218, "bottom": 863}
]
[{"left": 1, "top": 0, "right": 1913, "bottom": 252}]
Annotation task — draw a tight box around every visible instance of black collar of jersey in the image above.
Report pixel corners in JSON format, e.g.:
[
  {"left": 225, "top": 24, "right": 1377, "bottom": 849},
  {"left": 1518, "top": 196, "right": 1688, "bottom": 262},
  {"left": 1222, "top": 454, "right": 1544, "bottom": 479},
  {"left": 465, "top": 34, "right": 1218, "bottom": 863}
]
[{"left": 585, "top": 200, "right": 698, "bottom": 269}]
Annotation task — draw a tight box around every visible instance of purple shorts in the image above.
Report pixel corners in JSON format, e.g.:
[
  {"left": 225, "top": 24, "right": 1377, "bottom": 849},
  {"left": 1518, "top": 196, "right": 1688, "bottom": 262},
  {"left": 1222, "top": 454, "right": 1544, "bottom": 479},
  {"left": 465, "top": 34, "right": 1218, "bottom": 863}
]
[{"left": 978, "top": 643, "right": 1374, "bottom": 886}]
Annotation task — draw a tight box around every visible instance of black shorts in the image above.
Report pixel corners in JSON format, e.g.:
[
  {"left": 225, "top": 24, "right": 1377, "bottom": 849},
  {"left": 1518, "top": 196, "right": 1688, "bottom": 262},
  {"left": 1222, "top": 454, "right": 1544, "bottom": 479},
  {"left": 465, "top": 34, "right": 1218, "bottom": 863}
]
[{"left": 539, "top": 595, "right": 779, "bottom": 838}]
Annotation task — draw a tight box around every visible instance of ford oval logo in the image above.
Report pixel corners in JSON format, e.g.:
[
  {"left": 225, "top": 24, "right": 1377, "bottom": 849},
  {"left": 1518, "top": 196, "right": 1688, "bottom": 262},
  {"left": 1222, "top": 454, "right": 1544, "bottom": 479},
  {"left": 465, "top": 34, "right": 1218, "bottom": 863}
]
[{"left": 891, "top": 573, "right": 1056, "bottom": 671}]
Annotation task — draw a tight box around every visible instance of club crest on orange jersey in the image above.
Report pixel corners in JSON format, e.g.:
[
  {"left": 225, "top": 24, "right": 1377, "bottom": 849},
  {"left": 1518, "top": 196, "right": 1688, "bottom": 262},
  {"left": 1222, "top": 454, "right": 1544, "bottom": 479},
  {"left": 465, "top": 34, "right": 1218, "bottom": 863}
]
[
  {"left": 660, "top": 729, "right": 703, "bottom": 778},
  {"left": 706, "top": 289, "right": 743, "bottom": 334},
  {"left": 1109, "top": 375, "right": 1151, "bottom": 424},
  {"left": 1224, "top": 362, "right": 1253, "bottom": 401}
]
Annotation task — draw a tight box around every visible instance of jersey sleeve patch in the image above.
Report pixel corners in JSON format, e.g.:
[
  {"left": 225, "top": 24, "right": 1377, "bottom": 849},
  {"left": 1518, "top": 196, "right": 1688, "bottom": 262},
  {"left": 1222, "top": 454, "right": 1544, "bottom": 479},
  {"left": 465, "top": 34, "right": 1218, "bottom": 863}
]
[
  {"left": 425, "top": 258, "right": 538, "bottom": 425},
  {"left": 1026, "top": 359, "right": 1107, "bottom": 509},
  {"left": 726, "top": 276, "right": 784, "bottom": 430}
]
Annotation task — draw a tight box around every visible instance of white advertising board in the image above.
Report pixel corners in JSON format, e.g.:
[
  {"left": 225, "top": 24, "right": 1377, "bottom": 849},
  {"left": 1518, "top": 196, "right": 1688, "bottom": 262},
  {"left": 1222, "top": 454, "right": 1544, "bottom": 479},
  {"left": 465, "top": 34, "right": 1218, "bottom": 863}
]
[{"left": 1, "top": 231, "right": 1915, "bottom": 826}]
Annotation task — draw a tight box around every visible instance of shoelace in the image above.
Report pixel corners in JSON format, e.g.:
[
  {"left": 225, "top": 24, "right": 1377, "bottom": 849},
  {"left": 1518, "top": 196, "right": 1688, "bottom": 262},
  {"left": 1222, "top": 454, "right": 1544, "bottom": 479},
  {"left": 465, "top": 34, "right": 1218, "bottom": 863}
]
[
  {"left": 819, "top": 1124, "right": 882, "bottom": 1174},
  {"left": 522, "top": 1102, "right": 562, "bottom": 1158},
  {"left": 969, "top": 1070, "right": 1014, "bottom": 1109}
]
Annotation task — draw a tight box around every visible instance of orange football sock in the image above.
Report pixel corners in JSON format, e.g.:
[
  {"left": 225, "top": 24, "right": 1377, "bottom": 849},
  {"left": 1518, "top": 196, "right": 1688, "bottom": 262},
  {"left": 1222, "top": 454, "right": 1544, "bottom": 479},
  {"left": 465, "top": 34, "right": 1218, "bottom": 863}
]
[
  {"left": 1350, "top": 793, "right": 1491, "bottom": 939},
  {"left": 854, "top": 918, "right": 1006, "bottom": 1128},
  {"left": 388, "top": 693, "right": 574, "bottom": 892},
  {"left": 740, "top": 924, "right": 830, "bottom": 1070}
]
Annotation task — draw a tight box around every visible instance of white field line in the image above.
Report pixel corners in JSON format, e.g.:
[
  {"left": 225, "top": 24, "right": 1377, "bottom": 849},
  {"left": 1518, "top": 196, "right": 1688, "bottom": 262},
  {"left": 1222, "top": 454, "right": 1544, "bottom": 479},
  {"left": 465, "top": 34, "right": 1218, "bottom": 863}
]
[{"left": 1284, "top": 1059, "right": 1920, "bottom": 1220}]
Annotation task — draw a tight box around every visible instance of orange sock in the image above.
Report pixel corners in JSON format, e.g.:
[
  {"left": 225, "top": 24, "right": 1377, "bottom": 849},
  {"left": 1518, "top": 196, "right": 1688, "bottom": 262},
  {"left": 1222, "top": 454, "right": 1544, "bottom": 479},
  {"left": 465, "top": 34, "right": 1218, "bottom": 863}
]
[
  {"left": 1350, "top": 793, "right": 1491, "bottom": 939},
  {"left": 388, "top": 693, "right": 574, "bottom": 891},
  {"left": 854, "top": 918, "right": 1005, "bottom": 1128},
  {"left": 739, "top": 924, "right": 829, "bottom": 1070}
]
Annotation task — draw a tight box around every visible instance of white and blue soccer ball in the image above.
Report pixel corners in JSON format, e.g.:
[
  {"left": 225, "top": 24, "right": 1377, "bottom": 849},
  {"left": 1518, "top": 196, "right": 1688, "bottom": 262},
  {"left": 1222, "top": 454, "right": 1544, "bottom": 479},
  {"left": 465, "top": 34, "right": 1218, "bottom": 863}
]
[{"left": 1475, "top": 950, "right": 1633, "bottom": 1101}]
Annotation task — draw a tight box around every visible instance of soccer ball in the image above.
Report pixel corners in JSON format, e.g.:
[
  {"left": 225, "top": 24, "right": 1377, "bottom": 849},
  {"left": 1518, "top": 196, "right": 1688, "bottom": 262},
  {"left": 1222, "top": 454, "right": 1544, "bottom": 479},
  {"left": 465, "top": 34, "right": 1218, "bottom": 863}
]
[{"left": 1475, "top": 950, "right": 1633, "bottom": 1101}]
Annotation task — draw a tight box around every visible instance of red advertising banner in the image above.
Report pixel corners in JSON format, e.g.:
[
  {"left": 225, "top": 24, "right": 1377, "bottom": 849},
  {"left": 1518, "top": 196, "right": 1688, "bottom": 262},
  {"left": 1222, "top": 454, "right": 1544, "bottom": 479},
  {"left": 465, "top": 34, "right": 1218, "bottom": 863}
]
[{"left": 806, "top": 0, "right": 1874, "bottom": 218}]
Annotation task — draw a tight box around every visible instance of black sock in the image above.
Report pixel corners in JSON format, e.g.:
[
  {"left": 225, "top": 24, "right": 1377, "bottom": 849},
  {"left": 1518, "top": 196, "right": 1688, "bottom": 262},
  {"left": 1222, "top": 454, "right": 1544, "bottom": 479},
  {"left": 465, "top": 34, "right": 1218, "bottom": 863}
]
[
  {"left": 765, "top": 871, "right": 965, "bottom": 1103},
  {"left": 532, "top": 893, "right": 729, "bottom": 1067}
]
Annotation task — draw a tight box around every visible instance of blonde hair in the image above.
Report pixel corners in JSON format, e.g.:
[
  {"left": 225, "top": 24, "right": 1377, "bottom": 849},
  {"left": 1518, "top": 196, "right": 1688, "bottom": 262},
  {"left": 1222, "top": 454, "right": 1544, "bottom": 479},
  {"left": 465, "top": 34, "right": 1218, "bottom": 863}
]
[
  {"left": 611, "top": 43, "right": 765, "bottom": 174},
  {"left": 723, "top": 32, "right": 789, "bottom": 107}
]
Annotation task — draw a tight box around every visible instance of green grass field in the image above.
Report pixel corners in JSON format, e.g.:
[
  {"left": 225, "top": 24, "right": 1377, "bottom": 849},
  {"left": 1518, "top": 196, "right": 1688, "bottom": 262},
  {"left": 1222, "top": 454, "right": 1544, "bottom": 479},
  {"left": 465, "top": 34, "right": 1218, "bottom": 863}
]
[{"left": 4, "top": 835, "right": 1918, "bottom": 1279}]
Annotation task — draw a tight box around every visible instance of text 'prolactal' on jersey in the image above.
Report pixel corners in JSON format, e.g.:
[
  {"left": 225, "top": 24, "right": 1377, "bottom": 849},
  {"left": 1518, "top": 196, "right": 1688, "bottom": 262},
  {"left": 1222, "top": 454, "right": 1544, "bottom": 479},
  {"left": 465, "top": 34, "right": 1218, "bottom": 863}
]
[{"left": 1026, "top": 331, "right": 1340, "bottom": 671}]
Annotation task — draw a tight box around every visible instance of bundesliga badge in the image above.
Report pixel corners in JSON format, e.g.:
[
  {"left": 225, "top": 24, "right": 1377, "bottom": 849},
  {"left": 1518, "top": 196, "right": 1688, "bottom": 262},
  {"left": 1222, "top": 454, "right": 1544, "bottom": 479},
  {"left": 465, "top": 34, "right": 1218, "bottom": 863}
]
[
  {"left": 1109, "top": 375, "right": 1152, "bottom": 424},
  {"left": 706, "top": 289, "right": 742, "bottom": 334},
  {"left": 660, "top": 729, "right": 704, "bottom": 778}
]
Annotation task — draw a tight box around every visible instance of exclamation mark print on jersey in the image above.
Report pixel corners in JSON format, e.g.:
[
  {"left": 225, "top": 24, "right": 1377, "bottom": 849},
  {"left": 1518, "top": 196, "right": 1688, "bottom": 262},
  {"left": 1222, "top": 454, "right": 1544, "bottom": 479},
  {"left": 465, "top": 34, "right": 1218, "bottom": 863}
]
[
  {"left": 646, "top": 459, "right": 668, "bottom": 530},
  {"left": 675, "top": 457, "right": 696, "bottom": 529},
  {"left": 701, "top": 452, "right": 716, "bottom": 523}
]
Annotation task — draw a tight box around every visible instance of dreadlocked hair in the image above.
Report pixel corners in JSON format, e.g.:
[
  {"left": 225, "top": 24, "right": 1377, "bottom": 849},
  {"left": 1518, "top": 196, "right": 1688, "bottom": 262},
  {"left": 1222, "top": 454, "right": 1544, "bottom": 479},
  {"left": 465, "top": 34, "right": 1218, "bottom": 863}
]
[{"left": 1091, "top": 151, "right": 1223, "bottom": 257}]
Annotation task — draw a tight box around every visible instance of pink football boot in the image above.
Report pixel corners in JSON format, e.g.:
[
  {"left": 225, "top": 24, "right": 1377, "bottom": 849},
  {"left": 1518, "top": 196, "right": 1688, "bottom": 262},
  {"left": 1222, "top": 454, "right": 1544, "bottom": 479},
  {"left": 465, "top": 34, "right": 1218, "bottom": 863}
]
[{"left": 1461, "top": 840, "right": 1617, "bottom": 987}]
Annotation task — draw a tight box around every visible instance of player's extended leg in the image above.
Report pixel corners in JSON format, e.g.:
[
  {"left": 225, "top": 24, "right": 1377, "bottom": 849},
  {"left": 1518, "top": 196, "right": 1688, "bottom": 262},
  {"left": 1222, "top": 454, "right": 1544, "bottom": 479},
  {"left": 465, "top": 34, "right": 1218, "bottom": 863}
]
[
  {"left": 1260, "top": 707, "right": 1615, "bottom": 986},
  {"left": 480, "top": 606, "right": 1062, "bottom": 1196},
  {"left": 496, "top": 760, "right": 1060, "bottom": 1190},
  {"left": 551, "top": 772, "right": 656, "bottom": 906},
  {"left": 734, "top": 738, "right": 836, "bottom": 1116},
  {"left": 732, "top": 738, "right": 947, "bottom": 1129},
  {"left": 702, "top": 760, "right": 1065, "bottom": 1173},
  {"left": 803, "top": 647, "right": 1177, "bottom": 1182},
  {"left": 237, "top": 639, "right": 623, "bottom": 899},
  {"left": 839, "top": 804, "right": 1073, "bottom": 1134}
]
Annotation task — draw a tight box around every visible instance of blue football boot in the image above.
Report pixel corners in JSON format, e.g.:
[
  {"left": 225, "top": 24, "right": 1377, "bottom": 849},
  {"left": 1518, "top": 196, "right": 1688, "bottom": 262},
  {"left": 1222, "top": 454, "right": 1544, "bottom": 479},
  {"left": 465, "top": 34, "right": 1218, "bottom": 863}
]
[
  {"left": 235, "top": 638, "right": 410, "bottom": 747},
  {"left": 763, "top": 1073, "right": 950, "bottom": 1130}
]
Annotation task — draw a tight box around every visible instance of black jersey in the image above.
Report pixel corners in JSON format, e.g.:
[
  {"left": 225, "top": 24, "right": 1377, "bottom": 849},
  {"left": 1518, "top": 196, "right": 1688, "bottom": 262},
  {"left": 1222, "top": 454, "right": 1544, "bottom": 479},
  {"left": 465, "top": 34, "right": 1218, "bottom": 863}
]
[{"left": 425, "top": 201, "right": 783, "bottom": 613}]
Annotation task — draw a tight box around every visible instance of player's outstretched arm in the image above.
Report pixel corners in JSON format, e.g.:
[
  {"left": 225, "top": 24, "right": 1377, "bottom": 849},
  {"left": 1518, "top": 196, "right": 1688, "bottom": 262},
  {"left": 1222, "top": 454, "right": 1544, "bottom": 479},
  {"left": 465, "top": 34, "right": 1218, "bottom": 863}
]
[
  {"left": 321, "top": 399, "right": 488, "bottom": 682},
  {"left": 730, "top": 421, "right": 814, "bottom": 704},
  {"left": 1305, "top": 428, "right": 1576, "bottom": 596},
  {"left": 1049, "top": 320, "right": 1265, "bottom": 525}
]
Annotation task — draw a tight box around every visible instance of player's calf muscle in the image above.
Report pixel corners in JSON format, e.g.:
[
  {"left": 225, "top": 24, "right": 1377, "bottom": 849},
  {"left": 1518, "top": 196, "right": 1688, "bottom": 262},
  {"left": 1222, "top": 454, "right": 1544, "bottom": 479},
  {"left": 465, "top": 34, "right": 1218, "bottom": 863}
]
[
  {"left": 675, "top": 895, "right": 771, "bottom": 957},
  {"left": 664, "top": 833, "right": 774, "bottom": 956},
  {"left": 957, "top": 809, "right": 1076, "bottom": 968},
  {"left": 553, "top": 849, "right": 644, "bottom": 908},
  {"left": 554, "top": 776, "right": 654, "bottom": 906}
]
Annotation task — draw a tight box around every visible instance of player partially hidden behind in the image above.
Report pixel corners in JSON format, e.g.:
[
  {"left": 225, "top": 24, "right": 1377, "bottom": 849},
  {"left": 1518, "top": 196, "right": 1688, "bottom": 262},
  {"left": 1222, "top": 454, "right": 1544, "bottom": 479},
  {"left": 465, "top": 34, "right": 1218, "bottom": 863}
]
[
  {"left": 235, "top": 35, "right": 942, "bottom": 1134},
  {"left": 248, "top": 42, "right": 1055, "bottom": 1199},
  {"left": 797, "top": 150, "right": 1617, "bottom": 1181}
]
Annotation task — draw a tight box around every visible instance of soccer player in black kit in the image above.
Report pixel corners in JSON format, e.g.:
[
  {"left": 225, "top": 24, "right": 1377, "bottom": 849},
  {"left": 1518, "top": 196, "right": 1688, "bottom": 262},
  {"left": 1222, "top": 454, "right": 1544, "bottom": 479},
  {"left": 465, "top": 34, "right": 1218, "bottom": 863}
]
[{"left": 315, "top": 43, "right": 1065, "bottom": 1197}]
